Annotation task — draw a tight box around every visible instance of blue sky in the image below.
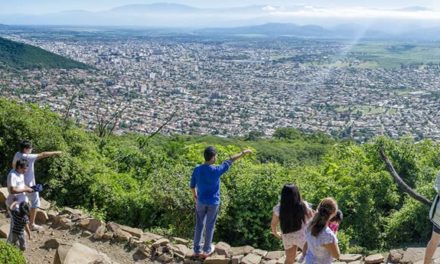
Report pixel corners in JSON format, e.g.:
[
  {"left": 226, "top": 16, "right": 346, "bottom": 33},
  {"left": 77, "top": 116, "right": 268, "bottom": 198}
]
[{"left": 1, "top": 0, "right": 439, "bottom": 14}]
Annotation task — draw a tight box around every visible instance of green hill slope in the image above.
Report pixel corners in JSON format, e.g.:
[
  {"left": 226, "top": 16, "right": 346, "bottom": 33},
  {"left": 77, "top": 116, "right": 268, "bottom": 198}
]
[{"left": 0, "top": 37, "right": 89, "bottom": 70}]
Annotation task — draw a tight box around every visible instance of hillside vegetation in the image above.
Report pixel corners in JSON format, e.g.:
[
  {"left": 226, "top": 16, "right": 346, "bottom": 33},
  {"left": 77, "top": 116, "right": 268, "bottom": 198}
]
[
  {"left": 0, "top": 37, "right": 89, "bottom": 70},
  {"left": 0, "top": 98, "right": 438, "bottom": 253}
]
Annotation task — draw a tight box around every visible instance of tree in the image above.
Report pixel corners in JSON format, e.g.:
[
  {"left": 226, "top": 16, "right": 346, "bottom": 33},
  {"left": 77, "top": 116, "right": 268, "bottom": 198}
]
[
  {"left": 379, "top": 147, "right": 430, "bottom": 206},
  {"left": 273, "top": 127, "right": 303, "bottom": 140}
]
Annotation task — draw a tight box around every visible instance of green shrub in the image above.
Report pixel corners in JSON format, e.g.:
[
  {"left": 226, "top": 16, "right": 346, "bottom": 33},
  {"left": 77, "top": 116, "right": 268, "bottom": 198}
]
[
  {"left": 0, "top": 240, "right": 26, "bottom": 264},
  {"left": 1, "top": 99, "right": 440, "bottom": 252}
]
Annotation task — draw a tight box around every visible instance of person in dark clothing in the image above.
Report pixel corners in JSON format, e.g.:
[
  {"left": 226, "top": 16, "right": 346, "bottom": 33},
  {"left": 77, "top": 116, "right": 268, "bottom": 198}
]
[{"left": 7, "top": 201, "right": 31, "bottom": 251}]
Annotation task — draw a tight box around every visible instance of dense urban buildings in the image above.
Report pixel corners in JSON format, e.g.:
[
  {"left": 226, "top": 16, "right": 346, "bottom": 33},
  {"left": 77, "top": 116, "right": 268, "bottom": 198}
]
[{"left": 1, "top": 29, "right": 440, "bottom": 142}]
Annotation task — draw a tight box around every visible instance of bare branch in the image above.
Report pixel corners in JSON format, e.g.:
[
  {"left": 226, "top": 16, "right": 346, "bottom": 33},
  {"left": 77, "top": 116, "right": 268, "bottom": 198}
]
[
  {"left": 63, "top": 93, "right": 77, "bottom": 123},
  {"left": 106, "top": 104, "right": 129, "bottom": 136},
  {"left": 379, "top": 147, "right": 431, "bottom": 206},
  {"left": 147, "top": 110, "right": 177, "bottom": 140}
]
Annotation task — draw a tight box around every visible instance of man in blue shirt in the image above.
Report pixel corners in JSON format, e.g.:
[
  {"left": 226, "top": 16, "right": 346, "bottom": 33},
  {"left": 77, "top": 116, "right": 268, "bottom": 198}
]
[{"left": 190, "top": 146, "right": 252, "bottom": 258}]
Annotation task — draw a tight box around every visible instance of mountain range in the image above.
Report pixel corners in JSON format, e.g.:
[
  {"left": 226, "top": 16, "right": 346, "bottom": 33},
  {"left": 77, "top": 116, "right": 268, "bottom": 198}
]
[
  {"left": 196, "top": 23, "right": 440, "bottom": 40},
  {"left": 0, "top": 2, "right": 439, "bottom": 29},
  {"left": 0, "top": 2, "right": 439, "bottom": 40}
]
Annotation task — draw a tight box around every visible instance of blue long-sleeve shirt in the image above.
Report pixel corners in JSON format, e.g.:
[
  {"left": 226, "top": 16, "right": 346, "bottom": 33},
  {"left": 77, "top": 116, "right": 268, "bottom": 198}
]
[{"left": 190, "top": 160, "right": 233, "bottom": 205}]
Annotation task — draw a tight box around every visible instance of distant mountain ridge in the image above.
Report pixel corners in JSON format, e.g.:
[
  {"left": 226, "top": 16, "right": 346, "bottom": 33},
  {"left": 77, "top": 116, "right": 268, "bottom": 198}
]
[
  {"left": 0, "top": 37, "right": 89, "bottom": 70},
  {"left": 111, "top": 3, "right": 200, "bottom": 13},
  {"left": 197, "top": 23, "right": 440, "bottom": 40},
  {"left": 0, "top": 0, "right": 440, "bottom": 32},
  {"left": 198, "top": 23, "right": 329, "bottom": 37}
]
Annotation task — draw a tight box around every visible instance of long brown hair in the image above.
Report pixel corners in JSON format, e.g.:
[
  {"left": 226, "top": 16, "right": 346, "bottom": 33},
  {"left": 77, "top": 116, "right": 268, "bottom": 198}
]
[{"left": 309, "top": 198, "right": 338, "bottom": 237}]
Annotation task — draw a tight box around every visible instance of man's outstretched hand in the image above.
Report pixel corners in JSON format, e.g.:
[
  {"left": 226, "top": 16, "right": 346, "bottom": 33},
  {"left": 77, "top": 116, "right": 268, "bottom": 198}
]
[
  {"left": 230, "top": 149, "right": 253, "bottom": 162},
  {"left": 242, "top": 149, "right": 252, "bottom": 155}
]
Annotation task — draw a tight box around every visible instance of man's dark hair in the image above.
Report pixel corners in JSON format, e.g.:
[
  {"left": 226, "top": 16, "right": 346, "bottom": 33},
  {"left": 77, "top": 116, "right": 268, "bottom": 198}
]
[
  {"left": 19, "top": 202, "right": 30, "bottom": 216},
  {"left": 15, "top": 158, "right": 29, "bottom": 169},
  {"left": 20, "top": 140, "right": 32, "bottom": 152},
  {"left": 204, "top": 146, "right": 217, "bottom": 161}
]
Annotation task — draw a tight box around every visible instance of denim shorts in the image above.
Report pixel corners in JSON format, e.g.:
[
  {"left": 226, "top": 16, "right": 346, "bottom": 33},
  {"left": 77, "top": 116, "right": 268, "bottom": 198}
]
[
  {"left": 434, "top": 224, "right": 440, "bottom": 234},
  {"left": 27, "top": 191, "right": 40, "bottom": 209}
]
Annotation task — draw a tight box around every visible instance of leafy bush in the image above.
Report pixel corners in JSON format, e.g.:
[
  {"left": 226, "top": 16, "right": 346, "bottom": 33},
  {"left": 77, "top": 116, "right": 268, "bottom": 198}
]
[
  {"left": 0, "top": 240, "right": 26, "bottom": 264},
  {"left": 1, "top": 99, "right": 440, "bottom": 252}
]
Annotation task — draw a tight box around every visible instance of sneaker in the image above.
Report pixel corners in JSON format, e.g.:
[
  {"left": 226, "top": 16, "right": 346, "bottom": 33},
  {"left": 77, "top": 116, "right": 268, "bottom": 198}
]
[
  {"left": 31, "top": 224, "right": 43, "bottom": 231},
  {"left": 201, "top": 245, "right": 215, "bottom": 258},
  {"left": 297, "top": 253, "right": 306, "bottom": 263}
]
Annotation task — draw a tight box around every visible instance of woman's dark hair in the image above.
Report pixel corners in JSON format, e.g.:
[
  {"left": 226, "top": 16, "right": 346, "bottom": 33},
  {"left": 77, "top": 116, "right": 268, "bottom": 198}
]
[
  {"left": 309, "top": 197, "right": 338, "bottom": 237},
  {"left": 330, "top": 210, "right": 343, "bottom": 223},
  {"left": 279, "top": 184, "right": 308, "bottom": 234}
]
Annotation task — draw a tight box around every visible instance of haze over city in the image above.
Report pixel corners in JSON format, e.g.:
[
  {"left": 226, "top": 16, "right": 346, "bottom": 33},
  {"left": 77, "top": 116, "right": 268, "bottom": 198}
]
[{"left": 1, "top": 0, "right": 440, "bottom": 29}]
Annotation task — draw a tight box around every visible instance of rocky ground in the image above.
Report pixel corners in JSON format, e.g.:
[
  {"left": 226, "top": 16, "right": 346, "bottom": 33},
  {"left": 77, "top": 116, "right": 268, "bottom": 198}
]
[
  {"left": 1, "top": 187, "right": 440, "bottom": 264},
  {"left": 0, "top": 208, "right": 154, "bottom": 264}
]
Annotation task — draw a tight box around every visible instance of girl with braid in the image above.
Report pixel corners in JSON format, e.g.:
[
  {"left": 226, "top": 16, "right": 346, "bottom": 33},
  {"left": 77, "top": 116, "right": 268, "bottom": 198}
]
[{"left": 305, "top": 198, "right": 340, "bottom": 264}]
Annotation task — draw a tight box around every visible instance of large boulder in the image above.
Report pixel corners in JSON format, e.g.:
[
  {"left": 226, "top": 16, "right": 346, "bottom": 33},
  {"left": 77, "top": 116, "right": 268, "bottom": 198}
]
[
  {"left": 0, "top": 224, "right": 10, "bottom": 239},
  {"left": 253, "top": 249, "right": 268, "bottom": 257},
  {"left": 388, "top": 249, "right": 403, "bottom": 263},
  {"left": 58, "top": 242, "right": 119, "bottom": 264},
  {"left": 47, "top": 210, "right": 58, "bottom": 222},
  {"left": 173, "top": 237, "right": 190, "bottom": 245},
  {"left": 241, "top": 253, "right": 262, "bottom": 264},
  {"left": 168, "top": 244, "right": 190, "bottom": 259},
  {"left": 102, "top": 232, "right": 114, "bottom": 241},
  {"left": 52, "top": 215, "right": 72, "bottom": 229},
  {"left": 39, "top": 197, "right": 51, "bottom": 210},
  {"left": 35, "top": 209, "right": 49, "bottom": 225},
  {"left": 134, "top": 246, "right": 151, "bottom": 261},
  {"left": 215, "top": 242, "right": 232, "bottom": 257},
  {"left": 61, "top": 207, "right": 83, "bottom": 216},
  {"left": 0, "top": 188, "right": 9, "bottom": 206},
  {"left": 157, "top": 252, "right": 174, "bottom": 263},
  {"left": 79, "top": 218, "right": 105, "bottom": 233},
  {"left": 114, "top": 229, "right": 132, "bottom": 242},
  {"left": 364, "top": 254, "right": 384, "bottom": 264},
  {"left": 231, "top": 255, "right": 244, "bottom": 264},
  {"left": 140, "top": 232, "right": 162, "bottom": 243},
  {"left": 152, "top": 238, "right": 170, "bottom": 249},
  {"left": 264, "top": 251, "right": 284, "bottom": 260},
  {"left": 106, "top": 222, "right": 120, "bottom": 233},
  {"left": 93, "top": 225, "right": 106, "bottom": 240},
  {"left": 205, "top": 255, "right": 229, "bottom": 264},
  {"left": 54, "top": 245, "right": 70, "bottom": 264},
  {"left": 231, "top": 245, "right": 254, "bottom": 256},
  {"left": 339, "top": 254, "right": 362, "bottom": 262},
  {"left": 119, "top": 224, "right": 143, "bottom": 238}
]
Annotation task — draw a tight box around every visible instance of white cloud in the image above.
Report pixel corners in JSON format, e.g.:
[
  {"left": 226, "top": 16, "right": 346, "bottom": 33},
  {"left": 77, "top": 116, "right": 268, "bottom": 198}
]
[
  {"left": 269, "top": 6, "right": 440, "bottom": 21},
  {"left": 262, "top": 5, "right": 277, "bottom": 12}
]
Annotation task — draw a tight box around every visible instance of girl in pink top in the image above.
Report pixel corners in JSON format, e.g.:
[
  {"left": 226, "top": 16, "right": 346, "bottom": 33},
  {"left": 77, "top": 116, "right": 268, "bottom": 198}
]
[{"left": 329, "top": 210, "right": 343, "bottom": 235}]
